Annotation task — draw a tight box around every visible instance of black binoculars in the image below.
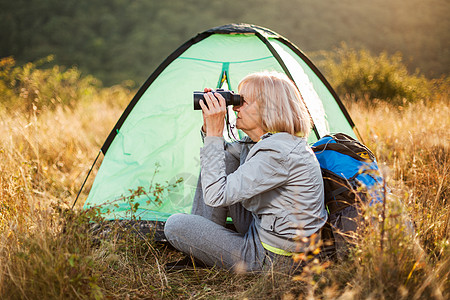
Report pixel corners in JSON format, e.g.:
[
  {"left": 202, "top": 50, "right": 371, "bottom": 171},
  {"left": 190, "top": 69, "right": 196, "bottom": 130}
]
[{"left": 193, "top": 89, "right": 243, "bottom": 110}]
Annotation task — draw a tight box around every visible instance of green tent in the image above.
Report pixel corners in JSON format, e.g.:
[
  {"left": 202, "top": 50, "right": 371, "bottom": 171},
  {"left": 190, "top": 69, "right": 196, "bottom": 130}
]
[{"left": 78, "top": 24, "right": 358, "bottom": 234}]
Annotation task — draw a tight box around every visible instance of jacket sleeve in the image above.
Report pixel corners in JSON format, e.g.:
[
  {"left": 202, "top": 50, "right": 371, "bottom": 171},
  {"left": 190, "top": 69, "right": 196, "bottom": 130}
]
[
  {"left": 201, "top": 126, "right": 245, "bottom": 162},
  {"left": 200, "top": 136, "right": 289, "bottom": 207}
]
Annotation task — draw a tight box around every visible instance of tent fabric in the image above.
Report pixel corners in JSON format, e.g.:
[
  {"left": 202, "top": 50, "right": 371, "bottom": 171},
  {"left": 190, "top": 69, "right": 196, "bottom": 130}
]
[{"left": 82, "top": 24, "right": 357, "bottom": 222}]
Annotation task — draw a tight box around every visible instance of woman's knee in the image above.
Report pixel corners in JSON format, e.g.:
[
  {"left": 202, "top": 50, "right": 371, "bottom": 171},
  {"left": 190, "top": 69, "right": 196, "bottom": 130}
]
[{"left": 164, "top": 213, "right": 189, "bottom": 239}]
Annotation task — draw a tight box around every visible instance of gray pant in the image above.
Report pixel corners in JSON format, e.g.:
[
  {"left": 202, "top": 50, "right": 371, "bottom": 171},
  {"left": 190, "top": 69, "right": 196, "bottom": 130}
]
[
  {"left": 165, "top": 151, "right": 265, "bottom": 271},
  {"left": 164, "top": 170, "right": 268, "bottom": 271},
  {"left": 164, "top": 152, "right": 298, "bottom": 272},
  {"left": 164, "top": 204, "right": 301, "bottom": 272}
]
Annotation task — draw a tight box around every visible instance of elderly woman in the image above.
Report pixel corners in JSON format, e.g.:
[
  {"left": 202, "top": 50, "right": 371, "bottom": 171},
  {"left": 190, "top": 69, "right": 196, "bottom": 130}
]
[{"left": 164, "top": 71, "right": 326, "bottom": 272}]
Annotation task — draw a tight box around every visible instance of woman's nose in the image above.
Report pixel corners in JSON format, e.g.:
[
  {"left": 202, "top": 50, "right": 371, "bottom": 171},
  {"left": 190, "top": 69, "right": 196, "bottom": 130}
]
[{"left": 233, "top": 105, "right": 240, "bottom": 112}]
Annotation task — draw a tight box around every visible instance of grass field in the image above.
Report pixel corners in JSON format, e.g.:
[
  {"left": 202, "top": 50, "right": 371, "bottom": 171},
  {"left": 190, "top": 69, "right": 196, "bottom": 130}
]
[{"left": 0, "top": 57, "right": 448, "bottom": 299}]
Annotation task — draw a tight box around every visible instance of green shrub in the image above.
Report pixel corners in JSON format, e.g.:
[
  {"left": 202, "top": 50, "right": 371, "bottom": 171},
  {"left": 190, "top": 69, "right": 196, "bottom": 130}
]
[
  {"left": 0, "top": 56, "right": 101, "bottom": 113},
  {"left": 312, "top": 44, "right": 433, "bottom": 105}
]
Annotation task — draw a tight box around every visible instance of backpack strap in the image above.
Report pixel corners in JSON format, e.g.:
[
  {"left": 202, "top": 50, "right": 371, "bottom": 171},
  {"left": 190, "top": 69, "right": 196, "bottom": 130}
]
[
  {"left": 322, "top": 172, "right": 354, "bottom": 214},
  {"left": 328, "top": 186, "right": 349, "bottom": 201}
]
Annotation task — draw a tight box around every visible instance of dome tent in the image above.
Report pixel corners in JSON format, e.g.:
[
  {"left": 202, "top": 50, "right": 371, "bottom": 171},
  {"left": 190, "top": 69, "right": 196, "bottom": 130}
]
[{"left": 76, "top": 24, "right": 358, "bottom": 238}]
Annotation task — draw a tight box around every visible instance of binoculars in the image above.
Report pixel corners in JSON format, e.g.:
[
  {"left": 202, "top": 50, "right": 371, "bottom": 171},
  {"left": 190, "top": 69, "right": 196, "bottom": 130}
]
[{"left": 193, "top": 89, "right": 243, "bottom": 110}]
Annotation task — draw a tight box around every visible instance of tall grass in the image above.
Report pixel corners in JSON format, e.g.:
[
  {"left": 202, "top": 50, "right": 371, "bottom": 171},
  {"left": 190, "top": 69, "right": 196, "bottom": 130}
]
[
  {"left": 347, "top": 94, "right": 449, "bottom": 258},
  {"left": 0, "top": 55, "right": 449, "bottom": 299}
]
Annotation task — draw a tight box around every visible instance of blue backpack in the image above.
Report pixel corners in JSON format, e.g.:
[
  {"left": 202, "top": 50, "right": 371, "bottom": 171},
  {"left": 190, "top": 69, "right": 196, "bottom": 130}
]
[{"left": 311, "top": 133, "right": 384, "bottom": 256}]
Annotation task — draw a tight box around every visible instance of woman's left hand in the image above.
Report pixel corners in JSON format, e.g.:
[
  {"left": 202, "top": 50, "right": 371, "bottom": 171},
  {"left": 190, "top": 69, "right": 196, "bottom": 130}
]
[{"left": 199, "top": 88, "right": 227, "bottom": 137}]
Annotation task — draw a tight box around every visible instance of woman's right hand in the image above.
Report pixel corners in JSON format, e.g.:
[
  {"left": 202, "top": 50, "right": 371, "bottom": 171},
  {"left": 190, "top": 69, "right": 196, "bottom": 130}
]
[{"left": 200, "top": 87, "right": 227, "bottom": 137}]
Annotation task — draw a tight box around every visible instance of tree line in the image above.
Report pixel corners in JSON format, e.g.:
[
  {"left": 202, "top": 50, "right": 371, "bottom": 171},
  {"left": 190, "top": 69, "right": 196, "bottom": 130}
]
[{"left": 1, "top": 0, "right": 448, "bottom": 86}]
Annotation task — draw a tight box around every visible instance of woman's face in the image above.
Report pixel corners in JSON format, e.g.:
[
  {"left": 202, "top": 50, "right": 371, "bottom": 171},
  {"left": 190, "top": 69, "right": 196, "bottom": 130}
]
[{"left": 232, "top": 93, "right": 264, "bottom": 134}]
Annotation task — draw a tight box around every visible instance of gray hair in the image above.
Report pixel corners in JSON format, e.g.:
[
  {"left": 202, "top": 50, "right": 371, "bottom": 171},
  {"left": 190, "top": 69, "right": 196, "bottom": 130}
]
[{"left": 238, "top": 71, "right": 312, "bottom": 137}]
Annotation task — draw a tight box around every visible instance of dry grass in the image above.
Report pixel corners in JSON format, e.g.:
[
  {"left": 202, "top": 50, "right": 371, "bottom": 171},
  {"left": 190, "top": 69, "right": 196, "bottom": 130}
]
[
  {"left": 0, "top": 63, "right": 449, "bottom": 298},
  {"left": 347, "top": 94, "right": 449, "bottom": 258}
]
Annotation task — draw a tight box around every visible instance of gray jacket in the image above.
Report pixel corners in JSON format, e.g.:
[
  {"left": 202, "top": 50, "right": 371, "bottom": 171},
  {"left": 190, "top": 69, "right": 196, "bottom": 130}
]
[{"left": 200, "top": 132, "right": 327, "bottom": 252}]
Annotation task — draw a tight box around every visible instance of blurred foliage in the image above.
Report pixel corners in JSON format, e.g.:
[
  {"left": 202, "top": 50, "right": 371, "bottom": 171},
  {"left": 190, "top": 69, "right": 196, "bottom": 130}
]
[
  {"left": 312, "top": 44, "right": 435, "bottom": 105},
  {"left": 0, "top": 0, "right": 448, "bottom": 86},
  {"left": 0, "top": 56, "right": 101, "bottom": 113}
]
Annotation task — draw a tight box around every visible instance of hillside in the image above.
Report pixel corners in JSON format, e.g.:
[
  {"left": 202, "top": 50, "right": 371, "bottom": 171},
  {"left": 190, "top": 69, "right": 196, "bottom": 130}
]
[{"left": 1, "top": 0, "right": 448, "bottom": 86}]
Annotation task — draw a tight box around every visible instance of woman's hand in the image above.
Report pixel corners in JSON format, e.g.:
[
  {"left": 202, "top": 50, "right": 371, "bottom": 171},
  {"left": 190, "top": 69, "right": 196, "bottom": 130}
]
[{"left": 199, "top": 88, "right": 226, "bottom": 137}]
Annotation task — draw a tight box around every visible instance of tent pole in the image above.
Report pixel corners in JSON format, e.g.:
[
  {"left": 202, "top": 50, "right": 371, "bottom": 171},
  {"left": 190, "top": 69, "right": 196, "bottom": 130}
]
[
  {"left": 72, "top": 149, "right": 102, "bottom": 209},
  {"left": 276, "top": 38, "right": 358, "bottom": 135},
  {"left": 254, "top": 31, "right": 321, "bottom": 140},
  {"left": 100, "top": 32, "right": 213, "bottom": 155}
]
